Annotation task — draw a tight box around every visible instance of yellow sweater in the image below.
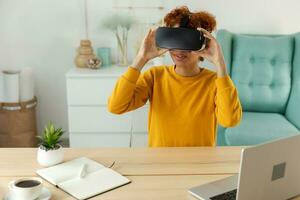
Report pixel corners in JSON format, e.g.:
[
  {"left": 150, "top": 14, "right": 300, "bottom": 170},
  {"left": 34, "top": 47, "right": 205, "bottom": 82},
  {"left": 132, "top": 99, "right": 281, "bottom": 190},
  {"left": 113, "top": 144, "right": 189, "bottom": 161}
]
[{"left": 108, "top": 65, "right": 242, "bottom": 147}]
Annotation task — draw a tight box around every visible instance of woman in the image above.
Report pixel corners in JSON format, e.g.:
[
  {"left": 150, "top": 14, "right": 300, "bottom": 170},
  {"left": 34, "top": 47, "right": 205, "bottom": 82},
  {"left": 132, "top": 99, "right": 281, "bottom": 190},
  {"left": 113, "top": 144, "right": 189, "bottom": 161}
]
[{"left": 108, "top": 6, "right": 242, "bottom": 147}]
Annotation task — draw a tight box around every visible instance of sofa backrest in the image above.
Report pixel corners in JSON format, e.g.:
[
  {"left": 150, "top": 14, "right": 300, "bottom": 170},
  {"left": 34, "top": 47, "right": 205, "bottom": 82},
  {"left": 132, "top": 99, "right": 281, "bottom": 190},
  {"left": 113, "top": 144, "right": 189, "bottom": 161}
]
[
  {"left": 285, "top": 33, "right": 300, "bottom": 129},
  {"left": 217, "top": 30, "right": 293, "bottom": 114}
]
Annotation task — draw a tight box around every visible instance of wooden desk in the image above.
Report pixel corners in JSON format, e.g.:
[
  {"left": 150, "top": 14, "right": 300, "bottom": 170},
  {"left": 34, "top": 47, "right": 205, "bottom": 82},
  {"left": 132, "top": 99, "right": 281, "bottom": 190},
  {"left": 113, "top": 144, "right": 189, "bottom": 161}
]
[{"left": 0, "top": 147, "right": 299, "bottom": 200}]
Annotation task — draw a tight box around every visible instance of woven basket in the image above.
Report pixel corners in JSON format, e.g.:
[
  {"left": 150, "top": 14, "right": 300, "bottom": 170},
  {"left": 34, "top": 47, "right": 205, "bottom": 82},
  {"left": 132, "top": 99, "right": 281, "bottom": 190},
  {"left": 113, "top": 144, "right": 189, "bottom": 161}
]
[{"left": 0, "top": 97, "right": 38, "bottom": 147}]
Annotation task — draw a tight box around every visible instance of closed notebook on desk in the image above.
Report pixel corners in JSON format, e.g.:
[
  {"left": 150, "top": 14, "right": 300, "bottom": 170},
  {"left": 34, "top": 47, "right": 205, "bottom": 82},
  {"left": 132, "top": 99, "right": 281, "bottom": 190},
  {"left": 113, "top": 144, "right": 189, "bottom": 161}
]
[{"left": 36, "top": 157, "right": 130, "bottom": 200}]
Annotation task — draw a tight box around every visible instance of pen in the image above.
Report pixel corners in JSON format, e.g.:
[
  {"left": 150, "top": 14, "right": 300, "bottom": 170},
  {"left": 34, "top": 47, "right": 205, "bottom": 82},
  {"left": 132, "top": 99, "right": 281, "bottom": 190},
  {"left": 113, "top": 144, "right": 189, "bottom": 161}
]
[{"left": 79, "top": 163, "right": 87, "bottom": 179}]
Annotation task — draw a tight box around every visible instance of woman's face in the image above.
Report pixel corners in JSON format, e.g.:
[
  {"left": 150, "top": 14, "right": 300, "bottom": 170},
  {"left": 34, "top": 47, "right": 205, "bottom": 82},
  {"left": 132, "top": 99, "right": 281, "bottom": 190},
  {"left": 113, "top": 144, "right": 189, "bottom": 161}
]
[
  {"left": 169, "top": 49, "right": 199, "bottom": 66},
  {"left": 167, "top": 23, "right": 200, "bottom": 66}
]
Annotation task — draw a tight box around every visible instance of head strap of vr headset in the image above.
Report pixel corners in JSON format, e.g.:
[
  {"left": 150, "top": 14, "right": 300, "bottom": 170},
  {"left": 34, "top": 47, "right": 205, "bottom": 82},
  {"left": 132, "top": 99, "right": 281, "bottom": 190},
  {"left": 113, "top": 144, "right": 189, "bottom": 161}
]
[{"left": 179, "top": 14, "right": 191, "bottom": 28}]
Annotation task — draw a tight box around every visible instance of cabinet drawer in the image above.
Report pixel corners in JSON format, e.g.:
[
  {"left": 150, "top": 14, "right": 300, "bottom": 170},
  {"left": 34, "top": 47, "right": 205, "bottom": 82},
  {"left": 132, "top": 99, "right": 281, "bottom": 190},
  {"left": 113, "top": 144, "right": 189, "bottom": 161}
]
[
  {"left": 68, "top": 106, "right": 131, "bottom": 132},
  {"left": 70, "top": 132, "right": 130, "bottom": 147},
  {"left": 67, "top": 78, "right": 117, "bottom": 105},
  {"left": 132, "top": 106, "right": 149, "bottom": 132}
]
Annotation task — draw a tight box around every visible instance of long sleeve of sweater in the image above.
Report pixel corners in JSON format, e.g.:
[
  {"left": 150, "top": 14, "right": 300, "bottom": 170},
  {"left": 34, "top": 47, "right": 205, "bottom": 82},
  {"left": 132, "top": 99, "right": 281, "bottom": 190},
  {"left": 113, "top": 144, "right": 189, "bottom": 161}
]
[
  {"left": 108, "top": 67, "right": 152, "bottom": 114},
  {"left": 214, "top": 75, "right": 242, "bottom": 127}
]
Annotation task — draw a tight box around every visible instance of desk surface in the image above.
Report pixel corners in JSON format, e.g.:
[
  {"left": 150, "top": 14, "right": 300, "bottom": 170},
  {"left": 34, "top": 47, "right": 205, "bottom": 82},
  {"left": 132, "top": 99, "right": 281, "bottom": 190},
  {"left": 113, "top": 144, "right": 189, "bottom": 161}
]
[{"left": 0, "top": 147, "right": 299, "bottom": 200}]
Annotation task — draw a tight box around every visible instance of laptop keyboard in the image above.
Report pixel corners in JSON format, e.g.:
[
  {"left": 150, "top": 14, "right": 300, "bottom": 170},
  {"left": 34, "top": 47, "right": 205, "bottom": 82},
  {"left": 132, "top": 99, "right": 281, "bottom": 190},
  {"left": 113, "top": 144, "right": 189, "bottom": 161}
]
[{"left": 210, "top": 189, "right": 237, "bottom": 200}]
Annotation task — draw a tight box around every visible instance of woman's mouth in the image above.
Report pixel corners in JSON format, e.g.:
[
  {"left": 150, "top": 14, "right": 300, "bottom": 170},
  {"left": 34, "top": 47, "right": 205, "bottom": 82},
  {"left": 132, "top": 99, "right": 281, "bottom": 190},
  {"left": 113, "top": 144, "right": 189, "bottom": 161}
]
[{"left": 173, "top": 54, "right": 187, "bottom": 61}]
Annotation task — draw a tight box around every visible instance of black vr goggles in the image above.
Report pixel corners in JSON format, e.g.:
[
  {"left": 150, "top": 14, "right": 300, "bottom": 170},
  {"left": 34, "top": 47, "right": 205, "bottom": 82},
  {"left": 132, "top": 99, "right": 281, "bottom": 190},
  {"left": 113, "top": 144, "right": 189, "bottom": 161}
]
[{"left": 155, "top": 15, "right": 206, "bottom": 51}]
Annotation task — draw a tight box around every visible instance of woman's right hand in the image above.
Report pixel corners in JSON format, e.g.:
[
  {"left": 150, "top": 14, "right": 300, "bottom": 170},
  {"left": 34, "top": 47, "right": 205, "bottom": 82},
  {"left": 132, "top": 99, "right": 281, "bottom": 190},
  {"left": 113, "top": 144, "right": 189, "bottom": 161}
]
[{"left": 132, "top": 28, "right": 168, "bottom": 71}]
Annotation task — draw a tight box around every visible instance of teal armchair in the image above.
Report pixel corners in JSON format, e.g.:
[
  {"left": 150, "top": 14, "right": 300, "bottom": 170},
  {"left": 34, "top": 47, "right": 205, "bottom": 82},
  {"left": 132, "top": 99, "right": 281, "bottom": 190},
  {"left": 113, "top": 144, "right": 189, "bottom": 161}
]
[{"left": 216, "top": 30, "right": 300, "bottom": 146}]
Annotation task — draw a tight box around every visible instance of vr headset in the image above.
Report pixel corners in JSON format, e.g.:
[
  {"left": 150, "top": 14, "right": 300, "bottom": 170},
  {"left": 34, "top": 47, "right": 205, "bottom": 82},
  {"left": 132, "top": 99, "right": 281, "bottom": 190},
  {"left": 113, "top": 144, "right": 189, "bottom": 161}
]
[{"left": 155, "top": 15, "right": 207, "bottom": 51}]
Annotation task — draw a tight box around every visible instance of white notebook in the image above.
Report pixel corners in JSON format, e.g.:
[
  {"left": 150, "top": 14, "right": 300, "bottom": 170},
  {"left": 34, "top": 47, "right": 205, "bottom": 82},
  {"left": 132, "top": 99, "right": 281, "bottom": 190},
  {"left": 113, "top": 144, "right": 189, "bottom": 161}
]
[{"left": 36, "top": 157, "right": 131, "bottom": 200}]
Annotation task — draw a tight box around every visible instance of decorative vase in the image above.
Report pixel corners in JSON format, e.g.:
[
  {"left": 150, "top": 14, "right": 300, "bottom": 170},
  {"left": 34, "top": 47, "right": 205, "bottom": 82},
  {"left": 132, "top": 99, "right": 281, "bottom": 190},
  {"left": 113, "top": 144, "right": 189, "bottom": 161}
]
[
  {"left": 97, "top": 47, "right": 112, "bottom": 67},
  {"left": 37, "top": 145, "right": 64, "bottom": 167},
  {"left": 74, "top": 40, "right": 96, "bottom": 68},
  {"left": 117, "top": 40, "right": 128, "bottom": 66}
]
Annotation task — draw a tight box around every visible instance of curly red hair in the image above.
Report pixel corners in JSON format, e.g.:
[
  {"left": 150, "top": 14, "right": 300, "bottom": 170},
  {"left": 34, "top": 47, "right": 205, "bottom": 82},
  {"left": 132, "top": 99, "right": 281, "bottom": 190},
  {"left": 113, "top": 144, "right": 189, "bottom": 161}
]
[
  {"left": 163, "top": 6, "right": 216, "bottom": 32},
  {"left": 163, "top": 6, "right": 216, "bottom": 61}
]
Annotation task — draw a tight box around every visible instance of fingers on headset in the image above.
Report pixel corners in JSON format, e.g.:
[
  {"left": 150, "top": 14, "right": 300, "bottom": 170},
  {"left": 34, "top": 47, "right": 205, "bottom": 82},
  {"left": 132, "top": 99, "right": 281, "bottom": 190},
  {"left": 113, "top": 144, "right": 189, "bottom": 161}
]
[
  {"left": 147, "top": 29, "right": 153, "bottom": 37},
  {"left": 146, "top": 29, "right": 154, "bottom": 40},
  {"left": 197, "top": 28, "right": 214, "bottom": 40},
  {"left": 148, "top": 29, "right": 155, "bottom": 38},
  {"left": 197, "top": 27, "right": 209, "bottom": 34}
]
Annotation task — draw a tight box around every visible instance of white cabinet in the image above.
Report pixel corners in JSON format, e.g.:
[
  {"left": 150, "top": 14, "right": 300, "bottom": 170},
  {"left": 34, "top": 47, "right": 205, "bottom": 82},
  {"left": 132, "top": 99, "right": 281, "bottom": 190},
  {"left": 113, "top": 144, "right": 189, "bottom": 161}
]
[
  {"left": 68, "top": 106, "right": 132, "bottom": 132},
  {"left": 132, "top": 106, "right": 149, "bottom": 132},
  {"left": 66, "top": 66, "right": 149, "bottom": 147},
  {"left": 67, "top": 78, "right": 117, "bottom": 105}
]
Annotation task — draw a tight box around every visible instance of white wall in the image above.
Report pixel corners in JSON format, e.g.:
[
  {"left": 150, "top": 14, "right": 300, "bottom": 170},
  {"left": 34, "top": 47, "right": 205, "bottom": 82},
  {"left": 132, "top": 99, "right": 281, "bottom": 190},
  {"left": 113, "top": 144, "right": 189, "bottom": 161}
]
[{"left": 0, "top": 0, "right": 299, "bottom": 139}]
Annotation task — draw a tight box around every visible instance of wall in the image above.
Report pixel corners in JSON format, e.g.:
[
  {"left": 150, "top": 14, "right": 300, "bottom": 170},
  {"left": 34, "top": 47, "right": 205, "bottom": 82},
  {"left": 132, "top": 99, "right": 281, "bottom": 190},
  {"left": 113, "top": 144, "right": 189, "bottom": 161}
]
[{"left": 0, "top": 0, "right": 299, "bottom": 139}]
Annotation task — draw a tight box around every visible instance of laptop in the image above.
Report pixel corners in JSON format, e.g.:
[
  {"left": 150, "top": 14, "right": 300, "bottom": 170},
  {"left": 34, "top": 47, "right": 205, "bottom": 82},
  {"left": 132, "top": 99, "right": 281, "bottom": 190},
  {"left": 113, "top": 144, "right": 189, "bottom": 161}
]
[{"left": 188, "top": 134, "right": 300, "bottom": 200}]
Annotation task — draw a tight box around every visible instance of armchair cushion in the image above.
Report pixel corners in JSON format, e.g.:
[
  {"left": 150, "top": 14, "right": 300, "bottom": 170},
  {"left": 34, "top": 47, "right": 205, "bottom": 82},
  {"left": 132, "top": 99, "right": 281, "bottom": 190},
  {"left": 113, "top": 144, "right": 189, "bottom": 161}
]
[
  {"left": 231, "top": 34, "right": 293, "bottom": 113},
  {"left": 224, "top": 112, "right": 299, "bottom": 145}
]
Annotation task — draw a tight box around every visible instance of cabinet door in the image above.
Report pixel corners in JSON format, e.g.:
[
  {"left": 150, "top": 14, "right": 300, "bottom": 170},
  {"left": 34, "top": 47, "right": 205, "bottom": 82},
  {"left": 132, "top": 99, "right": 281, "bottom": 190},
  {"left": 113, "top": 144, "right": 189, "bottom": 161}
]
[
  {"left": 70, "top": 132, "right": 130, "bottom": 147},
  {"left": 68, "top": 106, "right": 132, "bottom": 132},
  {"left": 131, "top": 132, "right": 148, "bottom": 147},
  {"left": 66, "top": 78, "right": 117, "bottom": 105},
  {"left": 132, "top": 106, "right": 149, "bottom": 132},
  {"left": 131, "top": 106, "right": 148, "bottom": 147}
]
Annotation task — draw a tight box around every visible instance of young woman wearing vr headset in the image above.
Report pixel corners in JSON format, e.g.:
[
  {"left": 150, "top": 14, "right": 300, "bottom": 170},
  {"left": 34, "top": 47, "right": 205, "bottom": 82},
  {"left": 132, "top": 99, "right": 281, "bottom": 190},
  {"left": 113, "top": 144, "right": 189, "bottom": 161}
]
[{"left": 108, "top": 6, "right": 242, "bottom": 147}]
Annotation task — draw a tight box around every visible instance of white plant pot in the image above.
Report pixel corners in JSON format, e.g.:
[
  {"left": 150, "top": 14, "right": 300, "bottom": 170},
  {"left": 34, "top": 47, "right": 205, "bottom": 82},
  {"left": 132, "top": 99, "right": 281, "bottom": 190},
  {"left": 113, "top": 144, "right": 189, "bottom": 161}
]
[{"left": 37, "top": 145, "right": 64, "bottom": 167}]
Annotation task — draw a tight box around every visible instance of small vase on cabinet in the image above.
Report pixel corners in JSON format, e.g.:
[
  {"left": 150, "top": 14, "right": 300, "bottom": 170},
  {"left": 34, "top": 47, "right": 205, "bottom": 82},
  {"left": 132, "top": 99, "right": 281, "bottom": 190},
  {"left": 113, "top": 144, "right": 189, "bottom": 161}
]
[{"left": 74, "top": 40, "right": 96, "bottom": 68}]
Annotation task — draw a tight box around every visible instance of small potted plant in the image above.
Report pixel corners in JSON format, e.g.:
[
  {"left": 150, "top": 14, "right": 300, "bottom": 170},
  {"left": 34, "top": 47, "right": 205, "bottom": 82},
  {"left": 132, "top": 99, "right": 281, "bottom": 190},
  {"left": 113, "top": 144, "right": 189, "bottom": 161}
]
[{"left": 37, "top": 122, "right": 64, "bottom": 167}]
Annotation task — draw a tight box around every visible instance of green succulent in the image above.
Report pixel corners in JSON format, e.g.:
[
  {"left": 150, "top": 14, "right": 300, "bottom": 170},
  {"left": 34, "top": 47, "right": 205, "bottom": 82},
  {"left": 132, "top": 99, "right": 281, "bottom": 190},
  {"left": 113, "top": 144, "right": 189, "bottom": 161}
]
[{"left": 38, "top": 122, "right": 64, "bottom": 151}]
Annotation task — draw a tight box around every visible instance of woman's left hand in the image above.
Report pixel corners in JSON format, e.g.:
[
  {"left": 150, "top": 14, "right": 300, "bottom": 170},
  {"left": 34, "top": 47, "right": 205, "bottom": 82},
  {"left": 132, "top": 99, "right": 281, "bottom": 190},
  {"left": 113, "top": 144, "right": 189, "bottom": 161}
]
[{"left": 192, "top": 28, "right": 227, "bottom": 77}]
